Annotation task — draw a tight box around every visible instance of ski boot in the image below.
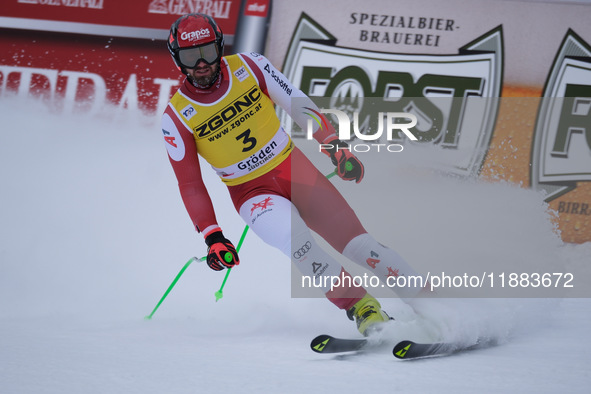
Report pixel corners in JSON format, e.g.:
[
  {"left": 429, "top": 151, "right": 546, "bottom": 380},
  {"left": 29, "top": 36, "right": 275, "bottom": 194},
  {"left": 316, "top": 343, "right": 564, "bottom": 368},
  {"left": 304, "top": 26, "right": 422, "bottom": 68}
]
[{"left": 347, "top": 294, "right": 392, "bottom": 336}]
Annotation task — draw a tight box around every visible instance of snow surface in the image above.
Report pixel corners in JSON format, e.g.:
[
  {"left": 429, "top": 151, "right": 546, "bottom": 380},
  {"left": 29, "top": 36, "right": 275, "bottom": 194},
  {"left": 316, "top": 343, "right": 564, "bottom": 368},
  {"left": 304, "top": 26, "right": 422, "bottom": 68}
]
[{"left": 1, "top": 98, "right": 590, "bottom": 394}]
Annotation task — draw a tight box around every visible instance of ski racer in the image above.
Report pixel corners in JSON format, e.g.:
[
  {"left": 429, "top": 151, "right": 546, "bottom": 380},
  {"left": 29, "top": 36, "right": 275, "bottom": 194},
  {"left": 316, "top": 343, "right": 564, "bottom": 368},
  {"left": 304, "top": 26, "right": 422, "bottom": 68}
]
[{"left": 160, "top": 13, "right": 426, "bottom": 336}]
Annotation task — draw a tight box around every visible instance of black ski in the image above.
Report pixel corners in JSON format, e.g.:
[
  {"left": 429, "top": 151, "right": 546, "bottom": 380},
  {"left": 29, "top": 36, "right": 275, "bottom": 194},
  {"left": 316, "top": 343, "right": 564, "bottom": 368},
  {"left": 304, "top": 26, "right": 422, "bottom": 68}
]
[
  {"left": 312, "top": 334, "right": 496, "bottom": 358},
  {"left": 310, "top": 334, "right": 368, "bottom": 353},
  {"left": 393, "top": 340, "right": 458, "bottom": 359},
  {"left": 393, "top": 337, "right": 495, "bottom": 360}
]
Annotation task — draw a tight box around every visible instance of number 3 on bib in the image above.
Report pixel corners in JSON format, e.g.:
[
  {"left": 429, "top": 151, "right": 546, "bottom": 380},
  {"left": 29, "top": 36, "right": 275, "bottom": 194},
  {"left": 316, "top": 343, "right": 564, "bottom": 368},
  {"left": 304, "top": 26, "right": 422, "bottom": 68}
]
[{"left": 236, "top": 128, "right": 257, "bottom": 152}]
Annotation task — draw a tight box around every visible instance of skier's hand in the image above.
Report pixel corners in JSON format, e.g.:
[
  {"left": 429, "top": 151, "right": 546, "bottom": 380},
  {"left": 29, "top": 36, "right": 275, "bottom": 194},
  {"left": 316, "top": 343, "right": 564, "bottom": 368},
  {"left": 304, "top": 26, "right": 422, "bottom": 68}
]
[
  {"left": 205, "top": 231, "right": 240, "bottom": 271},
  {"left": 324, "top": 140, "right": 364, "bottom": 183}
]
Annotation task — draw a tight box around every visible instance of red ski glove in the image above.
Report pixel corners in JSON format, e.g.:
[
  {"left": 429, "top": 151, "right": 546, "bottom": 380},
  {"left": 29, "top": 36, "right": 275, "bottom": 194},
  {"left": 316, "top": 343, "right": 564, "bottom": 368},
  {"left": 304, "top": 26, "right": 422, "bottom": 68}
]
[
  {"left": 205, "top": 231, "right": 240, "bottom": 271},
  {"left": 323, "top": 139, "right": 364, "bottom": 183}
]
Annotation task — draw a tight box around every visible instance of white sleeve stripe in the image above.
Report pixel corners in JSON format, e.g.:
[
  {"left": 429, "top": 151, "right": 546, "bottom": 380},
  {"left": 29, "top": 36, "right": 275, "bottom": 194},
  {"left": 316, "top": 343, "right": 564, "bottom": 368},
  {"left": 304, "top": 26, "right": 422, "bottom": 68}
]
[
  {"left": 240, "top": 53, "right": 319, "bottom": 132},
  {"left": 237, "top": 53, "right": 260, "bottom": 86}
]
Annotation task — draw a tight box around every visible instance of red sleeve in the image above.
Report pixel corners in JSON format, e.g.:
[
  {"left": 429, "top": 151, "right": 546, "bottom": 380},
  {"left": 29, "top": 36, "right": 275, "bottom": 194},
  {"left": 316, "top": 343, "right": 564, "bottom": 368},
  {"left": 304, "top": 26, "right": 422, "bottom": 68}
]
[
  {"left": 161, "top": 105, "right": 219, "bottom": 237},
  {"left": 241, "top": 54, "right": 270, "bottom": 97}
]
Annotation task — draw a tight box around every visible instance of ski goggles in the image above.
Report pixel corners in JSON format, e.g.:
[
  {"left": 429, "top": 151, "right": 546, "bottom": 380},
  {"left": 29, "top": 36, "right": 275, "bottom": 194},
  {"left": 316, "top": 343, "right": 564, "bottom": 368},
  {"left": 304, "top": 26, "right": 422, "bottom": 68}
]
[{"left": 177, "top": 42, "right": 220, "bottom": 68}]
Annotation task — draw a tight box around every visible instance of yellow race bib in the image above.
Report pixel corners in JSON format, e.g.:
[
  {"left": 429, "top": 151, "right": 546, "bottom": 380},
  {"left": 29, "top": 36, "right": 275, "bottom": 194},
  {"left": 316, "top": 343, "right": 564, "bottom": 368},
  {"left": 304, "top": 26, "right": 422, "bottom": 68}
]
[{"left": 169, "top": 54, "right": 292, "bottom": 184}]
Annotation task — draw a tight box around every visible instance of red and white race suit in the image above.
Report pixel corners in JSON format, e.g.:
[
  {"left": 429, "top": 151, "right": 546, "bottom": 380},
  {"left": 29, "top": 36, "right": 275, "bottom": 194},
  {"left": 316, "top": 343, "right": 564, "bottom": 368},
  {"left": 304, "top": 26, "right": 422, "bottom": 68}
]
[{"left": 161, "top": 52, "right": 423, "bottom": 310}]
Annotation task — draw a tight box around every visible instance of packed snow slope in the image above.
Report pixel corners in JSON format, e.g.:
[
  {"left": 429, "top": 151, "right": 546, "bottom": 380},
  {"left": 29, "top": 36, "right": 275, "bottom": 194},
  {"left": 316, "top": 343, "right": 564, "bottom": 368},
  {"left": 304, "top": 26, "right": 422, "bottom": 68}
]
[{"left": 1, "top": 98, "right": 590, "bottom": 394}]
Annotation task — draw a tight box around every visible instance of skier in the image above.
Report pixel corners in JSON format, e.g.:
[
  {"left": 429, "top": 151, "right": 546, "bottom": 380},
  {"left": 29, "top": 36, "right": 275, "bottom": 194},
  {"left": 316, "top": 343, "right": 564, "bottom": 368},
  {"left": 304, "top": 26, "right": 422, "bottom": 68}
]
[{"left": 161, "top": 13, "right": 426, "bottom": 336}]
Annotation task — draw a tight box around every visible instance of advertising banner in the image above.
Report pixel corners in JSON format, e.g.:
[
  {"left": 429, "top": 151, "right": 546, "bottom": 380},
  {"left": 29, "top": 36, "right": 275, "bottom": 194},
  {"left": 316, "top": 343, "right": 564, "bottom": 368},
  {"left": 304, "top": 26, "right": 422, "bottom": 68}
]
[
  {"left": 267, "top": 0, "right": 591, "bottom": 243},
  {"left": 0, "top": 0, "right": 270, "bottom": 115},
  {"left": 1, "top": 0, "right": 241, "bottom": 38}
]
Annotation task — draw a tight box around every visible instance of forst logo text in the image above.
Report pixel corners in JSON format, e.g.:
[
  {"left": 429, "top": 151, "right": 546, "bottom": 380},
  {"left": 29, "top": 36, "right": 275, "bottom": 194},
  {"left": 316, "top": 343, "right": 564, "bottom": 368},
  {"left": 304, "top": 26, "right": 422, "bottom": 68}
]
[
  {"left": 531, "top": 31, "right": 591, "bottom": 202},
  {"left": 301, "top": 66, "right": 484, "bottom": 148}
]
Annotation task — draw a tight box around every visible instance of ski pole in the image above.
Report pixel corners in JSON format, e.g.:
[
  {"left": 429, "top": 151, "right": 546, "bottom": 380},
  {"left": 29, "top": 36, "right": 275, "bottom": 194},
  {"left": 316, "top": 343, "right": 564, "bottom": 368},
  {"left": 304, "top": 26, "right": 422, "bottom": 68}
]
[
  {"left": 144, "top": 256, "right": 199, "bottom": 320},
  {"left": 144, "top": 225, "right": 249, "bottom": 319},
  {"left": 145, "top": 163, "right": 354, "bottom": 317},
  {"left": 326, "top": 161, "right": 353, "bottom": 179},
  {"left": 214, "top": 224, "right": 249, "bottom": 302}
]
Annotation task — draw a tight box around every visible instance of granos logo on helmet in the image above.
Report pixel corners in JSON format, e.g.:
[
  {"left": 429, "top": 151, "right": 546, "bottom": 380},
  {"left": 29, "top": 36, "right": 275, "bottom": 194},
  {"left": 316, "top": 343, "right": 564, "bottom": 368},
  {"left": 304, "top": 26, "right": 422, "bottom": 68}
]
[
  {"left": 172, "top": 14, "right": 221, "bottom": 49},
  {"left": 180, "top": 28, "right": 212, "bottom": 45}
]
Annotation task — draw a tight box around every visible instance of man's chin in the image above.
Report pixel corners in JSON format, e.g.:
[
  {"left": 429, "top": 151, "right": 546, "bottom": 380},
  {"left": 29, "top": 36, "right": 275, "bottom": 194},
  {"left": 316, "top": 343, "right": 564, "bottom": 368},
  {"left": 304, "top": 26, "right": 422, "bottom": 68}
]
[
  {"left": 187, "top": 64, "right": 220, "bottom": 88},
  {"left": 196, "top": 76, "right": 213, "bottom": 85},
  {"left": 190, "top": 74, "right": 215, "bottom": 87}
]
